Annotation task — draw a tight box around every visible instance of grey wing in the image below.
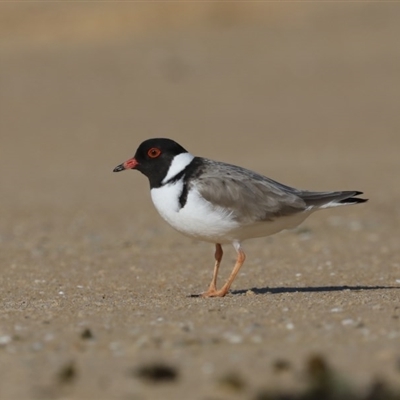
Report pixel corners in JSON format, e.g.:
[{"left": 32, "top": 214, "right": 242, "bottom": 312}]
[{"left": 193, "top": 160, "right": 307, "bottom": 224}]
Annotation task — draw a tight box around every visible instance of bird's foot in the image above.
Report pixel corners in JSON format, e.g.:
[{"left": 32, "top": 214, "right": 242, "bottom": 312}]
[{"left": 200, "top": 288, "right": 229, "bottom": 298}]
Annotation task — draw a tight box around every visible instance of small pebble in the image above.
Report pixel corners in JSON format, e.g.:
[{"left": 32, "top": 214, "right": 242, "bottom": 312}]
[
  {"left": 272, "top": 359, "right": 291, "bottom": 372},
  {"left": 134, "top": 363, "right": 178, "bottom": 383},
  {"left": 223, "top": 332, "right": 243, "bottom": 344},
  {"left": 251, "top": 335, "right": 262, "bottom": 343},
  {"left": 57, "top": 361, "right": 77, "bottom": 384},
  {"left": 0, "top": 335, "right": 12, "bottom": 346},
  {"left": 81, "top": 328, "right": 94, "bottom": 340},
  {"left": 341, "top": 319, "right": 354, "bottom": 326},
  {"left": 217, "top": 371, "right": 246, "bottom": 392}
]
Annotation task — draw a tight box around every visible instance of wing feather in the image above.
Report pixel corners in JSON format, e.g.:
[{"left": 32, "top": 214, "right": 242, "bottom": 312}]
[{"left": 193, "top": 159, "right": 306, "bottom": 224}]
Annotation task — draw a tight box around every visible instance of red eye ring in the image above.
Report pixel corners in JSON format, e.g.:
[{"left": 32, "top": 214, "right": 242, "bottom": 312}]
[{"left": 147, "top": 147, "right": 161, "bottom": 158}]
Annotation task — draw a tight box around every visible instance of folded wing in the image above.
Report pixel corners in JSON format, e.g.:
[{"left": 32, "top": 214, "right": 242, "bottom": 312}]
[{"left": 194, "top": 159, "right": 367, "bottom": 224}]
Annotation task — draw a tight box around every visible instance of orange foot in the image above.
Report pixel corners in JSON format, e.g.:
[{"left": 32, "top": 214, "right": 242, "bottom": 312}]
[{"left": 200, "top": 288, "right": 229, "bottom": 298}]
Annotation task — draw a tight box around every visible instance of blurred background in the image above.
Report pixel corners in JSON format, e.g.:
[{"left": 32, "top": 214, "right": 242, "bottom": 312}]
[{"left": 1, "top": 2, "right": 399, "bottom": 216}]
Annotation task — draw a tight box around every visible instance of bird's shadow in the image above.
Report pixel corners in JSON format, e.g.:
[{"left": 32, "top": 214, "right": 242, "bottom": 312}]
[{"left": 232, "top": 285, "right": 400, "bottom": 295}]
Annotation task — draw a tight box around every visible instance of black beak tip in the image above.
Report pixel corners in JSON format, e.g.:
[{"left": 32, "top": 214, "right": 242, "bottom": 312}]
[{"left": 113, "top": 164, "right": 125, "bottom": 173}]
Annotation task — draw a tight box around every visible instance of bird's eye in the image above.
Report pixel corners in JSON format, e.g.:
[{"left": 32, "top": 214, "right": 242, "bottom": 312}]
[{"left": 147, "top": 147, "right": 161, "bottom": 158}]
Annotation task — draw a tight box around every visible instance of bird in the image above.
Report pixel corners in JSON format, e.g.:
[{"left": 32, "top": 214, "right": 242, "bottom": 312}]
[{"left": 113, "top": 138, "right": 368, "bottom": 298}]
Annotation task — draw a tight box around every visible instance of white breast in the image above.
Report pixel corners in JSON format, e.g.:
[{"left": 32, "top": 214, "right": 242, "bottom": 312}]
[{"left": 150, "top": 183, "right": 240, "bottom": 243}]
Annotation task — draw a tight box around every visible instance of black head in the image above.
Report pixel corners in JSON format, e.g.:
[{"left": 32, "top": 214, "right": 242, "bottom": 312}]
[{"left": 113, "top": 138, "right": 189, "bottom": 188}]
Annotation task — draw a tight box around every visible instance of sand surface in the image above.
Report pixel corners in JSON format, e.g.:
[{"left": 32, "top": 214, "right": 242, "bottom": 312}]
[{"left": 1, "top": 3, "right": 399, "bottom": 399}]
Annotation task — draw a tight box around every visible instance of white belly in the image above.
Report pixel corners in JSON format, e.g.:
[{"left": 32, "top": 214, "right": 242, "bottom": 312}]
[
  {"left": 150, "top": 182, "right": 311, "bottom": 244},
  {"left": 151, "top": 182, "right": 240, "bottom": 243}
]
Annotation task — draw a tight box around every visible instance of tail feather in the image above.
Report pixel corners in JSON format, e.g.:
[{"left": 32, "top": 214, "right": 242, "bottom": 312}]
[{"left": 300, "top": 190, "right": 368, "bottom": 209}]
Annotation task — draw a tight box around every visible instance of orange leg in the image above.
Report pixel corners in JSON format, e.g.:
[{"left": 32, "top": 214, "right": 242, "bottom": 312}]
[
  {"left": 202, "top": 243, "right": 246, "bottom": 298},
  {"left": 201, "top": 244, "right": 223, "bottom": 297}
]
